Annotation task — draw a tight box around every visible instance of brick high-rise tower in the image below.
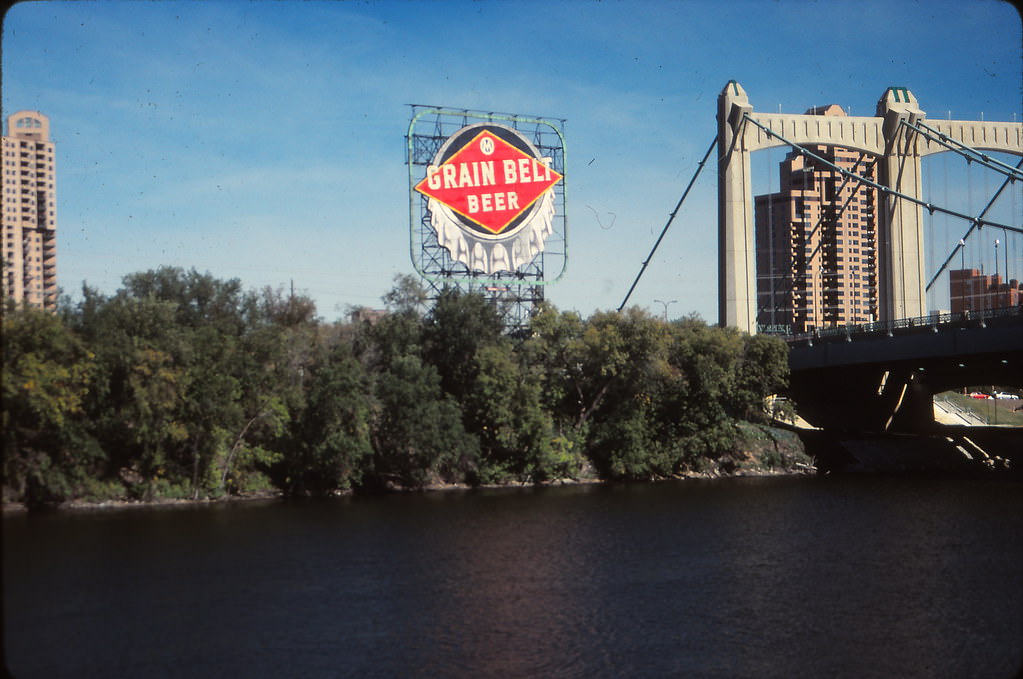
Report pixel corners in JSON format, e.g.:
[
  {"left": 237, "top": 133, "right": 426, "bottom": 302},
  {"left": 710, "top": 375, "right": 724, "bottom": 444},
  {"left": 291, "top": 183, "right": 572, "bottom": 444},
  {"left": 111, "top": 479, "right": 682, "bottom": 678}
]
[
  {"left": 754, "top": 105, "right": 880, "bottom": 334},
  {"left": 3, "top": 110, "right": 58, "bottom": 310}
]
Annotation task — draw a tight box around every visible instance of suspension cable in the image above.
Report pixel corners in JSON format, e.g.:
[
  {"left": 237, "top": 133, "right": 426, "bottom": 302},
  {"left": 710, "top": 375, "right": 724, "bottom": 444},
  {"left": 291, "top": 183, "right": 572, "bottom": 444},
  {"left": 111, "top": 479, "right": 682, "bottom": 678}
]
[
  {"left": 925, "top": 155, "right": 1023, "bottom": 291},
  {"left": 618, "top": 135, "right": 718, "bottom": 312},
  {"left": 742, "top": 113, "right": 1023, "bottom": 236}
]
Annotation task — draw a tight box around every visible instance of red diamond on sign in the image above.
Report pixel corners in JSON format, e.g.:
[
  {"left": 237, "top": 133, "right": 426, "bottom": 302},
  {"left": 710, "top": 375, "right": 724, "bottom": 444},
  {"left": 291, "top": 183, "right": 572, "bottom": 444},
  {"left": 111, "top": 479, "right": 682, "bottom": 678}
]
[{"left": 414, "top": 130, "right": 563, "bottom": 235}]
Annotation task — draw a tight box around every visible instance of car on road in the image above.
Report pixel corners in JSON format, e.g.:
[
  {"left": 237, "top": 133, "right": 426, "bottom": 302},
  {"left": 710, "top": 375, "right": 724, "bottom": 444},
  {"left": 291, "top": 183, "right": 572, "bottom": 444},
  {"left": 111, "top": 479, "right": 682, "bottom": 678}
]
[
  {"left": 994, "top": 391, "right": 1020, "bottom": 400},
  {"left": 969, "top": 392, "right": 992, "bottom": 399}
]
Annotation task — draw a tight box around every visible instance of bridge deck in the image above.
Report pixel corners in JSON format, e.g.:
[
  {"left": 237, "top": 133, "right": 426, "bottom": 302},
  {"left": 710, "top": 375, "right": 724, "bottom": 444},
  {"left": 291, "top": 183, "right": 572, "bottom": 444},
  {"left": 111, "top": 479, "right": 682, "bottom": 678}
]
[{"left": 779, "top": 307, "right": 1022, "bottom": 435}]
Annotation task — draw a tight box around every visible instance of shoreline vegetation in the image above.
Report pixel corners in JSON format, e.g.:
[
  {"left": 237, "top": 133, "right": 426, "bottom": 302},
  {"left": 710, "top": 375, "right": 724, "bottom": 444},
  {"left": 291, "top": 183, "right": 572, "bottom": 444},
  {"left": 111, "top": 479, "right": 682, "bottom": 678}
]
[
  {"left": 2, "top": 471, "right": 814, "bottom": 515},
  {"left": 4, "top": 436, "right": 816, "bottom": 514},
  {"left": 2, "top": 463, "right": 815, "bottom": 515},
  {"left": 4, "top": 267, "right": 812, "bottom": 512}
]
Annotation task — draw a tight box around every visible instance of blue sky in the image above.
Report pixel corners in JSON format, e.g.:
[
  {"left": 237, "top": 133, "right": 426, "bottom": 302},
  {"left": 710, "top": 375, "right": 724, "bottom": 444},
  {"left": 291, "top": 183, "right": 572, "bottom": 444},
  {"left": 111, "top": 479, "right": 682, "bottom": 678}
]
[{"left": 3, "top": 0, "right": 1020, "bottom": 320}]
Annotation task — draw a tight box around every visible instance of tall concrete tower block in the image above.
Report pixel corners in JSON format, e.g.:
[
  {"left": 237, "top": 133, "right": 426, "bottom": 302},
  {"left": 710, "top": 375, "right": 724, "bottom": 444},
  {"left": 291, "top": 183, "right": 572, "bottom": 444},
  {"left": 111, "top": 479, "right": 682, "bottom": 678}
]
[
  {"left": 876, "top": 88, "right": 927, "bottom": 321},
  {"left": 3, "top": 110, "right": 58, "bottom": 310},
  {"left": 717, "top": 81, "right": 755, "bottom": 334}
]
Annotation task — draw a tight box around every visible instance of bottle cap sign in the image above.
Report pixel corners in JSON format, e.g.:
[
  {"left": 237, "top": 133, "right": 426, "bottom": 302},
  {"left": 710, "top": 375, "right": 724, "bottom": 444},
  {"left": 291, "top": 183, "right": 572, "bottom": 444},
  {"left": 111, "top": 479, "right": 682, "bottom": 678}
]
[{"left": 414, "top": 123, "right": 563, "bottom": 273}]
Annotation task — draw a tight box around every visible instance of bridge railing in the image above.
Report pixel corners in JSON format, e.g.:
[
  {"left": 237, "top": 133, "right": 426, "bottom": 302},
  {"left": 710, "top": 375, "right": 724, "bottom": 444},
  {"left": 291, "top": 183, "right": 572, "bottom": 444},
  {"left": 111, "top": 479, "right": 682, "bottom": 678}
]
[{"left": 779, "top": 305, "right": 1022, "bottom": 346}]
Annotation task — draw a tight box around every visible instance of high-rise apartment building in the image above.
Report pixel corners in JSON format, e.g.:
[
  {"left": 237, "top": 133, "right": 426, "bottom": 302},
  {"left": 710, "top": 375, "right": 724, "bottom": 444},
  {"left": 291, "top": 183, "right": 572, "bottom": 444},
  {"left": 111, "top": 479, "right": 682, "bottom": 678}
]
[
  {"left": 755, "top": 105, "right": 879, "bottom": 334},
  {"left": 3, "top": 110, "right": 58, "bottom": 310}
]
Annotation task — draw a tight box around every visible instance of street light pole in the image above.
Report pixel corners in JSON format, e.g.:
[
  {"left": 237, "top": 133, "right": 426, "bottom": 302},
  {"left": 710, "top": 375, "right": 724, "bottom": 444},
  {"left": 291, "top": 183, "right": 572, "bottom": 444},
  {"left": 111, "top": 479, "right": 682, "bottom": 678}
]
[
  {"left": 959, "top": 238, "right": 969, "bottom": 312},
  {"left": 1003, "top": 229, "right": 1010, "bottom": 283},
  {"left": 994, "top": 237, "right": 1002, "bottom": 310},
  {"left": 653, "top": 299, "right": 677, "bottom": 322}
]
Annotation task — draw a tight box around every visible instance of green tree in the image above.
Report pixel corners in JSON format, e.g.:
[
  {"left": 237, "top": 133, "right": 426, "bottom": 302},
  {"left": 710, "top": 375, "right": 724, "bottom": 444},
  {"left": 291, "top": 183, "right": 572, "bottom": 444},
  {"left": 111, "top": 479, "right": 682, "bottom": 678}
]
[
  {"left": 727, "top": 332, "right": 790, "bottom": 422},
  {"left": 174, "top": 279, "right": 319, "bottom": 497},
  {"left": 657, "top": 317, "right": 757, "bottom": 471},
  {"left": 282, "top": 338, "right": 372, "bottom": 493},
  {"left": 78, "top": 292, "right": 193, "bottom": 498},
  {"left": 2, "top": 306, "right": 101, "bottom": 505},
  {"left": 465, "top": 342, "right": 544, "bottom": 483},
  {"left": 520, "top": 305, "right": 590, "bottom": 472},
  {"left": 5, "top": 266, "right": 797, "bottom": 505},
  {"left": 120, "top": 266, "right": 248, "bottom": 331},
  {"left": 521, "top": 304, "right": 586, "bottom": 420},
  {"left": 563, "top": 307, "right": 677, "bottom": 479},
  {"left": 422, "top": 288, "right": 504, "bottom": 402},
  {"left": 78, "top": 268, "right": 317, "bottom": 499},
  {"left": 359, "top": 310, "right": 423, "bottom": 373},
  {"left": 381, "top": 273, "right": 429, "bottom": 316},
  {"left": 369, "top": 354, "right": 479, "bottom": 489}
]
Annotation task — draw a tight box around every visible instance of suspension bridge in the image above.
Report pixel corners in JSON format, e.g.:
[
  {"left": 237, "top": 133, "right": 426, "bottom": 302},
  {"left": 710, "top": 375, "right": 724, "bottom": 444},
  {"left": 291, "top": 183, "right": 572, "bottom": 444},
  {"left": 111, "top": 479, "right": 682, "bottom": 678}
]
[
  {"left": 623, "top": 81, "right": 1023, "bottom": 471},
  {"left": 717, "top": 80, "right": 1021, "bottom": 332}
]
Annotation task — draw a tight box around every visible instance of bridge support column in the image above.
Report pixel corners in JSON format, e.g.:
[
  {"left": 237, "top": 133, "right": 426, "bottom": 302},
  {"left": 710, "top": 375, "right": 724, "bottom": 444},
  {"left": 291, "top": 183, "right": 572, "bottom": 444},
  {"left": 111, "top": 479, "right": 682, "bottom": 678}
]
[
  {"left": 717, "top": 80, "right": 756, "bottom": 334},
  {"left": 877, "top": 88, "right": 928, "bottom": 321}
]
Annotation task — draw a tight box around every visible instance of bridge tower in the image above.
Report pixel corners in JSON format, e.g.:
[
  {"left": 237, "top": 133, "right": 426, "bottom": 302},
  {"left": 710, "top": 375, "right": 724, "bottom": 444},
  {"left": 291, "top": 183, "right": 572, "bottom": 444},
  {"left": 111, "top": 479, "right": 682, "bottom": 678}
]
[
  {"left": 716, "top": 81, "right": 755, "bottom": 333},
  {"left": 717, "top": 80, "right": 1023, "bottom": 333}
]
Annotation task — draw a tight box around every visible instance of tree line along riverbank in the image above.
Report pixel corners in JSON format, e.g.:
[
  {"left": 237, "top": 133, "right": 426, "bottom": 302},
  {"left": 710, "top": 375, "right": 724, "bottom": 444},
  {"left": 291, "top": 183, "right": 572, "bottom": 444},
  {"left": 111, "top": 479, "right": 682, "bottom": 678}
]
[{"left": 3, "top": 267, "right": 812, "bottom": 510}]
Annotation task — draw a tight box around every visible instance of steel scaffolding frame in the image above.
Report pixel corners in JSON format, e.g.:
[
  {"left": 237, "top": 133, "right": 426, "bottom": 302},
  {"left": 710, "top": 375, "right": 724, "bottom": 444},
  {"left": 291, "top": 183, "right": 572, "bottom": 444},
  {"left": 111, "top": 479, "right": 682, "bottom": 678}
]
[{"left": 407, "top": 105, "right": 566, "bottom": 332}]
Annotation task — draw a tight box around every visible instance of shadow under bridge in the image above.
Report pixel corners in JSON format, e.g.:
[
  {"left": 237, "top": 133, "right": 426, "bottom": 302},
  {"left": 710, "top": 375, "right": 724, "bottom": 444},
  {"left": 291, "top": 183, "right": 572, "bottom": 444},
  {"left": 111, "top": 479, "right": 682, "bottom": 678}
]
[{"left": 783, "top": 308, "right": 1023, "bottom": 434}]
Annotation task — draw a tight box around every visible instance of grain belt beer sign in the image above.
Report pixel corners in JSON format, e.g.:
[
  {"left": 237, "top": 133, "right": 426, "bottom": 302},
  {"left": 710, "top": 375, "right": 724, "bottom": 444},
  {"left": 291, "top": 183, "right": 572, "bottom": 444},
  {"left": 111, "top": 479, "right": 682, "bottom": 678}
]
[{"left": 414, "top": 123, "right": 563, "bottom": 274}]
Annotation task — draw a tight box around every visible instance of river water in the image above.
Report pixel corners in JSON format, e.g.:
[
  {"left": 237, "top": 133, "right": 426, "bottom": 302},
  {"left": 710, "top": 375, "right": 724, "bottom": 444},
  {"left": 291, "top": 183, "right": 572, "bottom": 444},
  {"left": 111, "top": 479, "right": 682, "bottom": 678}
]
[{"left": 4, "top": 475, "right": 1022, "bottom": 679}]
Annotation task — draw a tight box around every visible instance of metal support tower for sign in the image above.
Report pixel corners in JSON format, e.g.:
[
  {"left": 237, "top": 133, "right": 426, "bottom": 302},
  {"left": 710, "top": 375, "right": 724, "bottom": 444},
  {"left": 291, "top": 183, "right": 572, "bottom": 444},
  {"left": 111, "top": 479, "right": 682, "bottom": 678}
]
[{"left": 407, "top": 105, "right": 567, "bottom": 333}]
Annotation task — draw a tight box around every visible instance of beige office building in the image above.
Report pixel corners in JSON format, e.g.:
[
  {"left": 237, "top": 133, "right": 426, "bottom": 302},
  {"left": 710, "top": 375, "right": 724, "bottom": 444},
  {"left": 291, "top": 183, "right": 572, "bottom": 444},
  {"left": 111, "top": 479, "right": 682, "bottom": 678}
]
[
  {"left": 3, "top": 110, "right": 58, "bottom": 310},
  {"left": 755, "top": 105, "right": 880, "bottom": 334}
]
